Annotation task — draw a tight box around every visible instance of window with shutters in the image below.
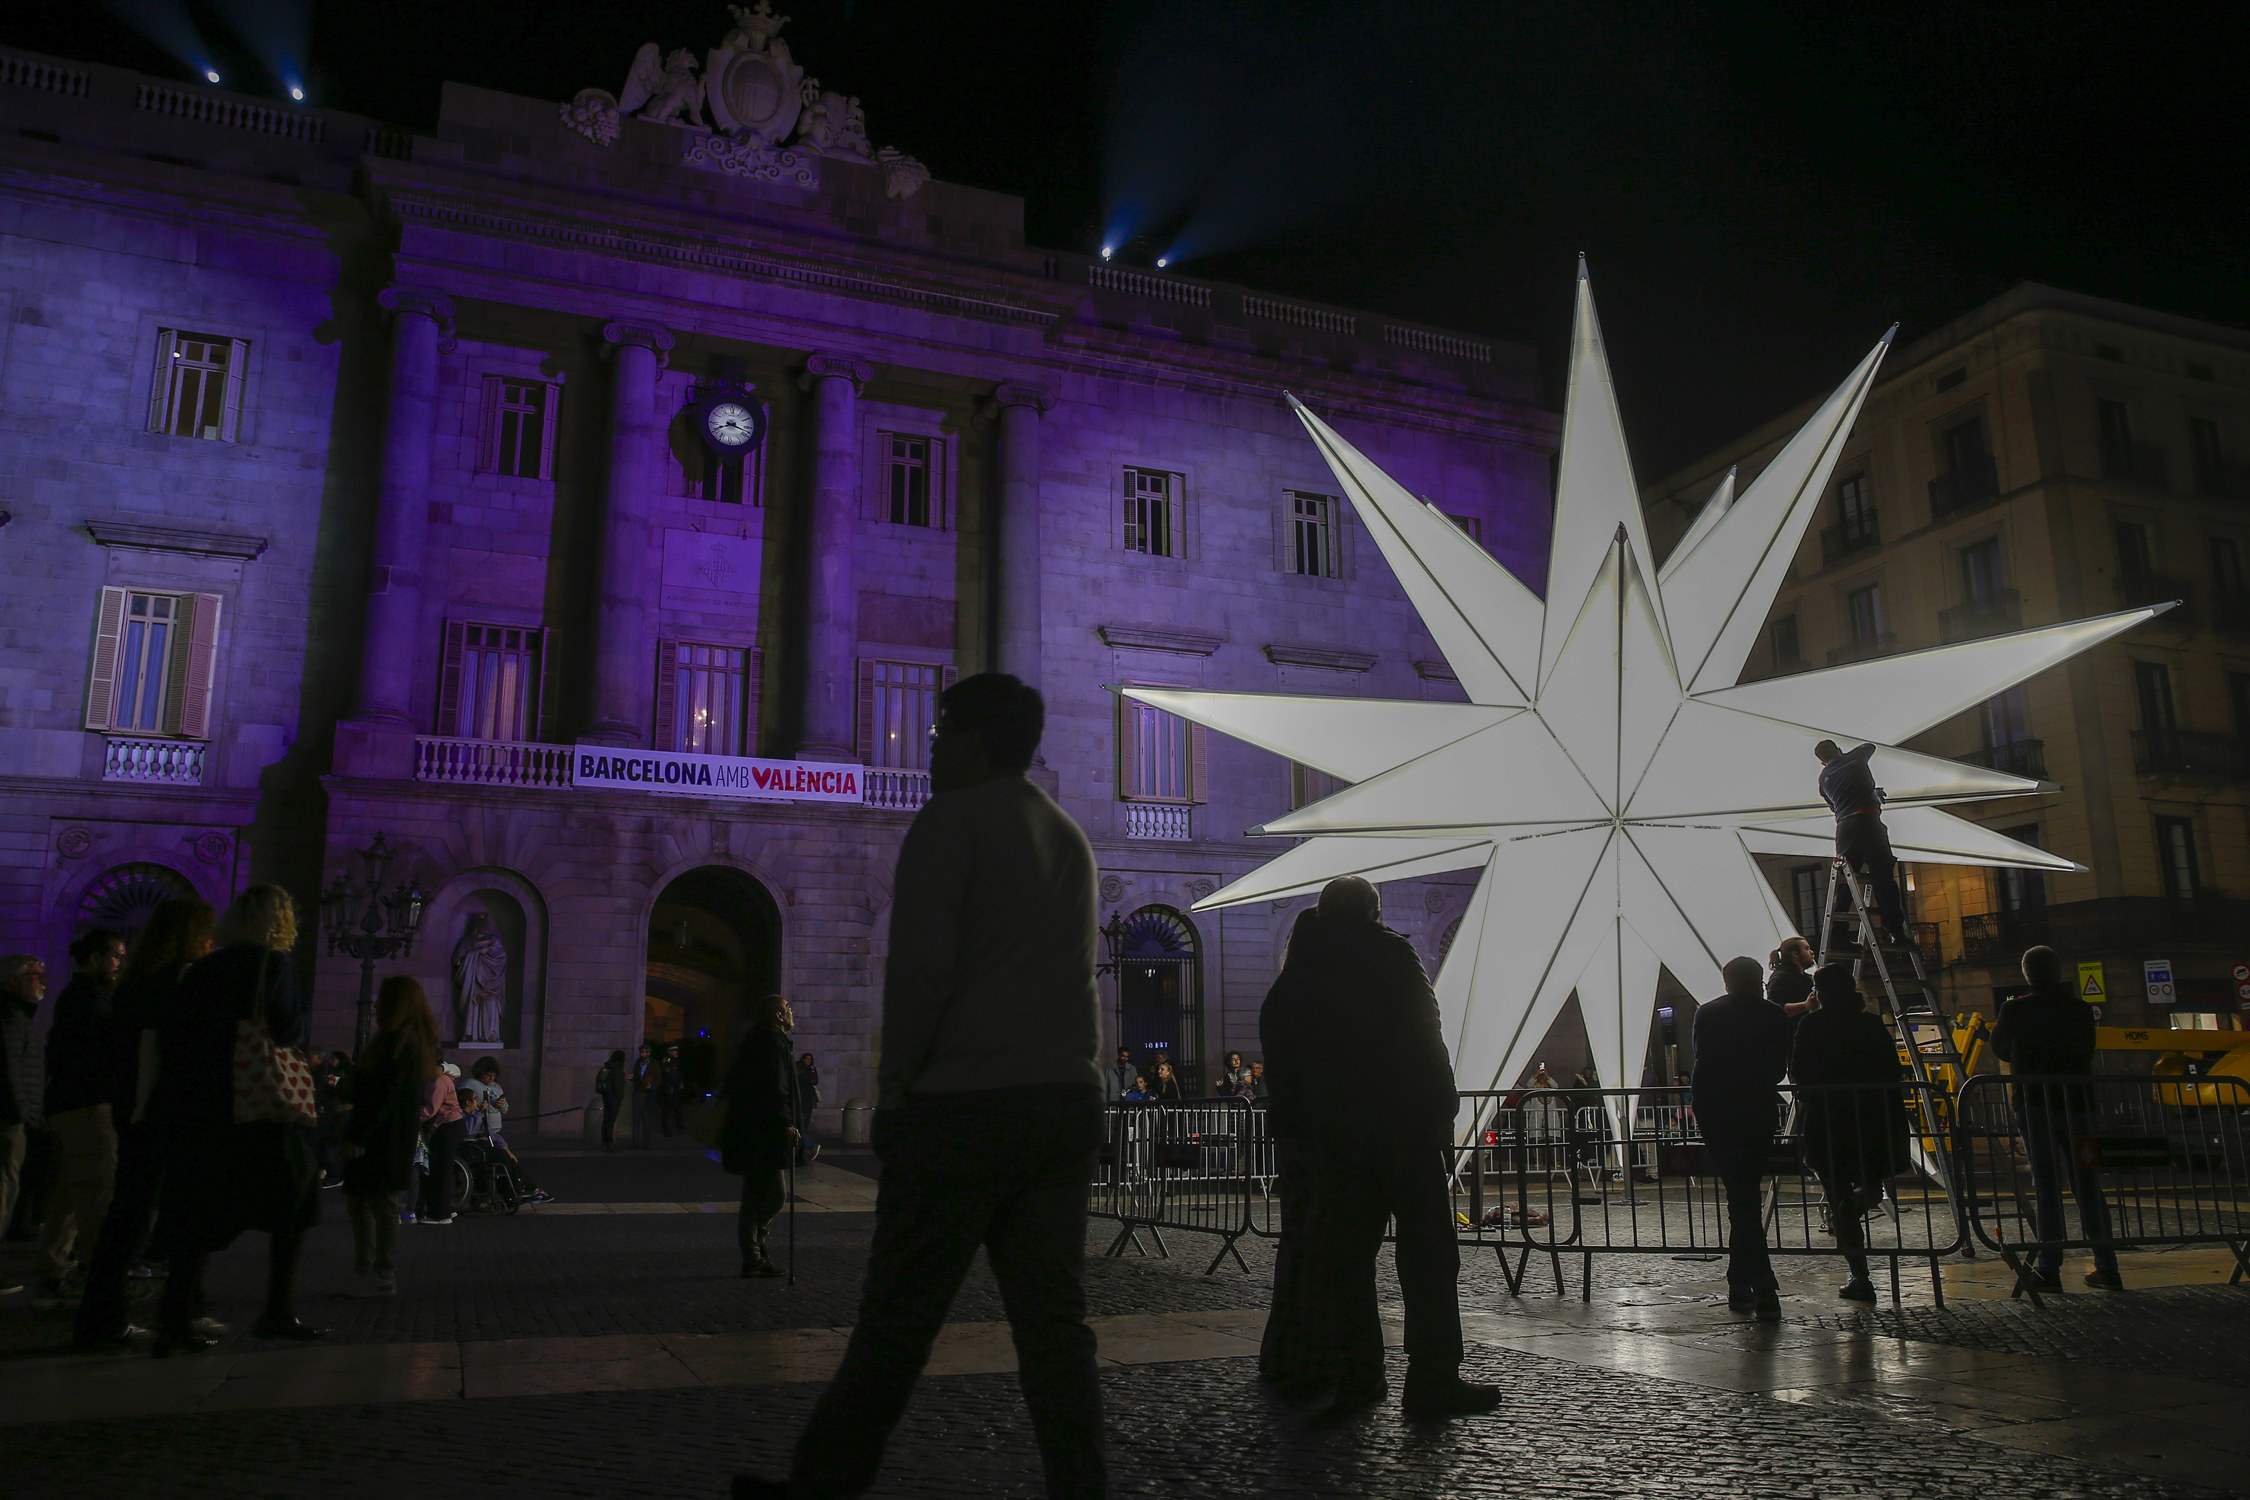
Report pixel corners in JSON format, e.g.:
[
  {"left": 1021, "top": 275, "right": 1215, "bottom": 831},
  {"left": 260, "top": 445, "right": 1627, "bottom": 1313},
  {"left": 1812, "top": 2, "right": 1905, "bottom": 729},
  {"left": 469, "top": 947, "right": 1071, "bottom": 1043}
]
[
  {"left": 656, "top": 640, "right": 753, "bottom": 756},
  {"left": 1289, "top": 761, "right": 1346, "bottom": 810},
  {"left": 149, "top": 330, "right": 248, "bottom": 442},
  {"left": 438, "top": 622, "right": 547, "bottom": 743},
  {"left": 1123, "top": 467, "right": 1186, "bottom": 558},
  {"left": 2155, "top": 815, "right": 2200, "bottom": 900},
  {"left": 479, "top": 377, "right": 559, "bottom": 480},
  {"left": 1118, "top": 694, "right": 1205, "bottom": 803},
  {"left": 883, "top": 433, "right": 943, "bottom": 528},
  {"left": 1284, "top": 491, "right": 1339, "bottom": 578},
  {"left": 1789, "top": 865, "right": 1823, "bottom": 940},
  {"left": 83, "top": 588, "right": 223, "bottom": 738}
]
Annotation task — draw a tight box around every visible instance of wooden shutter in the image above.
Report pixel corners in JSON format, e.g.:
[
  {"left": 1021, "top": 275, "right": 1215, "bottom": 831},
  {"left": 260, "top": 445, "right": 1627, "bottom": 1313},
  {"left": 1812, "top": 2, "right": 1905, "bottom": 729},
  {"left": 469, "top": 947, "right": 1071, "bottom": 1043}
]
[
  {"left": 652, "top": 638, "right": 680, "bottom": 751},
  {"left": 745, "top": 647, "right": 764, "bottom": 756},
  {"left": 538, "top": 383, "right": 560, "bottom": 479},
  {"left": 1189, "top": 722, "right": 1210, "bottom": 804},
  {"left": 1116, "top": 691, "right": 1139, "bottom": 800},
  {"left": 84, "top": 586, "right": 129, "bottom": 730},
  {"left": 147, "top": 331, "right": 176, "bottom": 433},
  {"left": 1121, "top": 470, "right": 1135, "bottom": 551},
  {"left": 1168, "top": 477, "right": 1187, "bottom": 561},
  {"left": 171, "top": 593, "right": 223, "bottom": 738},
  {"left": 536, "top": 626, "right": 560, "bottom": 741},
  {"left": 476, "top": 376, "right": 500, "bottom": 473},
  {"left": 1274, "top": 493, "right": 1293, "bottom": 575},
  {"left": 854, "top": 658, "right": 877, "bottom": 764},
  {"left": 436, "top": 621, "right": 467, "bottom": 735},
  {"left": 218, "top": 337, "right": 249, "bottom": 442}
]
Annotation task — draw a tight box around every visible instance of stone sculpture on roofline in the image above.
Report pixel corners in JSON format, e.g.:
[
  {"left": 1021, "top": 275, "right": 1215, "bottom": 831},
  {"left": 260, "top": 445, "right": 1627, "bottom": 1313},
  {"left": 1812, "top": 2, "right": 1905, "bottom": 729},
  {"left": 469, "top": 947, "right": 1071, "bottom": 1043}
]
[{"left": 558, "top": 1, "right": 928, "bottom": 198}]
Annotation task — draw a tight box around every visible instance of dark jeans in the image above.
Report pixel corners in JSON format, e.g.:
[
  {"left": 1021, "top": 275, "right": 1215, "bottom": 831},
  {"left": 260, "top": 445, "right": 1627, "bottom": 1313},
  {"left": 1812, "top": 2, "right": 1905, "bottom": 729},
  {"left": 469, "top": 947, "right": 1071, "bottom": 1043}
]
[
  {"left": 159, "top": 1222, "right": 304, "bottom": 1332},
  {"left": 738, "top": 1168, "right": 784, "bottom": 1265},
  {"left": 632, "top": 1091, "right": 653, "bottom": 1148},
  {"left": 422, "top": 1119, "right": 466, "bottom": 1219},
  {"left": 2022, "top": 1110, "right": 2118, "bottom": 1277},
  {"left": 1310, "top": 1141, "right": 1463, "bottom": 1389},
  {"left": 76, "top": 1123, "right": 161, "bottom": 1341},
  {"left": 1703, "top": 1115, "right": 1777, "bottom": 1293},
  {"left": 790, "top": 1085, "right": 1104, "bottom": 1498},
  {"left": 1259, "top": 1137, "right": 1323, "bottom": 1387},
  {"left": 1836, "top": 814, "right": 1908, "bottom": 938},
  {"left": 659, "top": 1092, "right": 685, "bottom": 1137},
  {"left": 1812, "top": 1164, "right": 1870, "bottom": 1283},
  {"left": 598, "top": 1093, "right": 618, "bottom": 1149}
]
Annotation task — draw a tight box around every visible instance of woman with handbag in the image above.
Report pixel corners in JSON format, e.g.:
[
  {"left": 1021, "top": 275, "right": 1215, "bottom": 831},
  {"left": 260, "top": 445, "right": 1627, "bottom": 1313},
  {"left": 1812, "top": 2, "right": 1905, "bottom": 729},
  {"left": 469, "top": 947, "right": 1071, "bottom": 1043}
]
[
  {"left": 151, "top": 885, "right": 327, "bottom": 1354},
  {"left": 343, "top": 977, "right": 436, "bottom": 1297}
]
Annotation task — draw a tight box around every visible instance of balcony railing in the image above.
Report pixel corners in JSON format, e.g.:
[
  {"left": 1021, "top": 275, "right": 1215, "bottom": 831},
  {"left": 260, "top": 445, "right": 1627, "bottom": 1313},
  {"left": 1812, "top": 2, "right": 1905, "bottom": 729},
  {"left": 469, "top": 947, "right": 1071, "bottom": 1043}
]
[
  {"left": 2117, "top": 570, "right": 2191, "bottom": 614},
  {"left": 863, "top": 767, "right": 932, "bottom": 811},
  {"left": 1960, "top": 738, "right": 2046, "bottom": 779},
  {"left": 2101, "top": 442, "right": 2170, "bottom": 489},
  {"left": 103, "top": 736, "right": 205, "bottom": 785},
  {"left": 2133, "top": 729, "right": 2248, "bottom": 779},
  {"left": 1123, "top": 802, "right": 1193, "bottom": 841},
  {"left": 1939, "top": 589, "right": 2023, "bottom": 642},
  {"left": 413, "top": 736, "right": 573, "bottom": 788},
  {"left": 1927, "top": 453, "right": 1999, "bottom": 519},
  {"left": 1820, "top": 516, "right": 1881, "bottom": 567},
  {"left": 1962, "top": 895, "right": 2250, "bottom": 965},
  {"left": 1912, "top": 921, "right": 1943, "bottom": 973},
  {"left": 1827, "top": 632, "right": 1897, "bottom": 666}
]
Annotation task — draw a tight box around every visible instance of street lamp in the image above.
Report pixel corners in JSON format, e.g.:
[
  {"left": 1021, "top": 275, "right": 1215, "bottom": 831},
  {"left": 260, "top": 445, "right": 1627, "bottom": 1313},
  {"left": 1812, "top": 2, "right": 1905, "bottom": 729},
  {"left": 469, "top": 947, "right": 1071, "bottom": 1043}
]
[{"left": 320, "top": 832, "right": 427, "bottom": 1052}]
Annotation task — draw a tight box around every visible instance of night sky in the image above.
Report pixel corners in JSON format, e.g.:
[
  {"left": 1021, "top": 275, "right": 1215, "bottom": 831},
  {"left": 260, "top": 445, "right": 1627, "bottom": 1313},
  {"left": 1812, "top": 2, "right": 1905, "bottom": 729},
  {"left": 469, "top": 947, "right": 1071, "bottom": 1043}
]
[{"left": 12, "top": 0, "right": 2248, "bottom": 474}]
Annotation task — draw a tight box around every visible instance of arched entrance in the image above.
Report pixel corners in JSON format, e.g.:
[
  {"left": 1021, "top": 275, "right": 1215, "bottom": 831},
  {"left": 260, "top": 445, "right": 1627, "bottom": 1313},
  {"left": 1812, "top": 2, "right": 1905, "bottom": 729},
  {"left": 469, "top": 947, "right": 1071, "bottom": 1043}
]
[
  {"left": 77, "top": 862, "right": 199, "bottom": 939},
  {"left": 645, "top": 866, "right": 781, "bottom": 1097},
  {"left": 1116, "top": 906, "right": 1204, "bottom": 1095}
]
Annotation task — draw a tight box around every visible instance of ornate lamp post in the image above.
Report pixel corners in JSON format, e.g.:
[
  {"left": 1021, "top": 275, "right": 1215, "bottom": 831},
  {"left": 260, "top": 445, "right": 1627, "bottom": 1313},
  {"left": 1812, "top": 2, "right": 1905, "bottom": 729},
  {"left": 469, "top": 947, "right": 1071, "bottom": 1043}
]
[
  {"left": 1096, "top": 909, "right": 1127, "bottom": 1054},
  {"left": 320, "top": 833, "right": 427, "bottom": 1052}
]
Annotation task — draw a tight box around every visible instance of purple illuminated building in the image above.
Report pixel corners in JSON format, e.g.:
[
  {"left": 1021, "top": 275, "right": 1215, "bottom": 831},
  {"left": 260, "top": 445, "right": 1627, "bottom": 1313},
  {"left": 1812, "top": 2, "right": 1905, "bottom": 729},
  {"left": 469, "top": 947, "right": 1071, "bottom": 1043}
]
[{"left": 0, "top": 23, "right": 1555, "bottom": 1127}]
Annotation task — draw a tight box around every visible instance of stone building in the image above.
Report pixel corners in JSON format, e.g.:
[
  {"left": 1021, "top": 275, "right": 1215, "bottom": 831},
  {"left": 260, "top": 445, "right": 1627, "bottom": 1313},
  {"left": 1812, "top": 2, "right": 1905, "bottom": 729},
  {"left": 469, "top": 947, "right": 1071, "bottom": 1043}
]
[
  {"left": 0, "top": 24, "right": 1556, "bottom": 1129},
  {"left": 1646, "top": 283, "right": 2250, "bottom": 1029}
]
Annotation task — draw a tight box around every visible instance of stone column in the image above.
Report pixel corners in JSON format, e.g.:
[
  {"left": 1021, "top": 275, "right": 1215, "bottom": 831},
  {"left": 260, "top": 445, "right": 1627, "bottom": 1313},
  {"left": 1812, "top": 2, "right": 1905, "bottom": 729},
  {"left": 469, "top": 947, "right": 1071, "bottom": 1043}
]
[
  {"left": 584, "top": 320, "right": 675, "bottom": 747},
  {"left": 990, "top": 384, "right": 1051, "bottom": 687},
  {"left": 352, "top": 288, "right": 453, "bottom": 726},
  {"left": 335, "top": 288, "right": 452, "bottom": 777},
  {"left": 797, "top": 354, "right": 871, "bottom": 760}
]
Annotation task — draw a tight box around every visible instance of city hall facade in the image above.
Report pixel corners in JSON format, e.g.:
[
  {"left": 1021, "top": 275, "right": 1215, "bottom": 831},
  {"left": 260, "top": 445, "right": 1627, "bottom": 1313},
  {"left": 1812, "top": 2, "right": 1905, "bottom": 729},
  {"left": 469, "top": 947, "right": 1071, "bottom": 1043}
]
[{"left": 0, "top": 28, "right": 1557, "bottom": 1128}]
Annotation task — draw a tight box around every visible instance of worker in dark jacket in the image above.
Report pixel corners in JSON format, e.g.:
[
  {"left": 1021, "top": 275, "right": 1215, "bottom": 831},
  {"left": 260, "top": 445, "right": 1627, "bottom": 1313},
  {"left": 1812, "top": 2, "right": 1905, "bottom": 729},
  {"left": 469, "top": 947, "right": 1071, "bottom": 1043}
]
[
  {"left": 1790, "top": 963, "right": 1906, "bottom": 1303},
  {"left": 1692, "top": 956, "right": 1793, "bottom": 1319},
  {"left": 721, "top": 993, "right": 800, "bottom": 1279},
  {"left": 1991, "top": 945, "right": 2120, "bottom": 1292},
  {"left": 1300, "top": 877, "right": 1500, "bottom": 1423},
  {"left": 1257, "top": 908, "right": 1329, "bottom": 1397},
  {"left": 1813, "top": 740, "right": 1908, "bottom": 941},
  {"left": 39, "top": 927, "right": 127, "bottom": 1299}
]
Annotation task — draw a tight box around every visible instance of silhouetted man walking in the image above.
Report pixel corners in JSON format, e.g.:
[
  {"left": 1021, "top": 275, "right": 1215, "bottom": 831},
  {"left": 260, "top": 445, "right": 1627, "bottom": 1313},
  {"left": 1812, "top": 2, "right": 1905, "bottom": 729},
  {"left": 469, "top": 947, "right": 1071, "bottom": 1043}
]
[
  {"left": 1993, "top": 944, "right": 2122, "bottom": 1292},
  {"left": 1693, "top": 956, "right": 1793, "bottom": 1320},
  {"left": 737, "top": 674, "right": 1104, "bottom": 1499},
  {"left": 1814, "top": 739, "right": 1908, "bottom": 941},
  {"left": 1299, "top": 877, "right": 1500, "bottom": 1422}
]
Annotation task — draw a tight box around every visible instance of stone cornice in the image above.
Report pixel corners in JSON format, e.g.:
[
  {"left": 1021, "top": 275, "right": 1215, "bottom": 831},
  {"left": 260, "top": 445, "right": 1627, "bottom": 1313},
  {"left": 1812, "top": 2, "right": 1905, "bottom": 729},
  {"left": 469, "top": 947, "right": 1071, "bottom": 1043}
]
[
  {"left": 1097, "top": 625, "right": 1224, "bottom": 657},
  {"left": 1263, "top": 643, "right": 1377, "bottom": 673},
  {"left": 800, "top": 354, "right": 874, "bottom": 393},
  {"left": 85, "top": 516, "right": 268, "bottom": 562},
  {"left": 992, "top": 382, "right": 1052, "bottom": 414}
]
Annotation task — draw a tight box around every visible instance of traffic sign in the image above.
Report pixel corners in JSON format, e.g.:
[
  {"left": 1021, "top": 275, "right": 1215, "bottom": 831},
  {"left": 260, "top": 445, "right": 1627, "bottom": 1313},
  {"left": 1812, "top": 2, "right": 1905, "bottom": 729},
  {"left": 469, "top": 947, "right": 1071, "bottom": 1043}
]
[
  {"left": 2077, "top": 961, "right": 2106, "bottom": 1003},
  {"left": 2232, "top": 962, "right": 2250, "bottom": 984},
  {"left": 2144, "top": 959, "right": 2176, "bottom": 1007}
]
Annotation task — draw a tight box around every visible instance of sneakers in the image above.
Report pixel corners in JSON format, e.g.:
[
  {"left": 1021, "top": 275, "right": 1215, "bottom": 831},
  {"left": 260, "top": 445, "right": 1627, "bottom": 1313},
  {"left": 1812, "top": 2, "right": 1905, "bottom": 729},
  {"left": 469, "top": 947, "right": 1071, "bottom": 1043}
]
[
  {"left": 251, "top": 1315, "right": 329, "bottom": 1341},
  {"left": 73, "top": 1322, "right": 150, "bottom": 1351},
  {"left": 398, "top": 1211, "right": 418, "bottom": 1226},
  {"left": 2084, "top": 1267, "right": 2124, "bottom": 1291},
  {"left": 420, "top": 1214, "right": 456, "bottom": 1226},
  {"left": 0, "top": 1279, "right": 21, "bottom": 1296},
  {"left": 1401, "top": 1375, "right": 1503, "bottom": 1422},
  {"left": 527, "top": 1189, "right": 554, "bottom": 1204},
  {"left": 1839, "top": 1279, "right": 1878, "bottom": 1304}
]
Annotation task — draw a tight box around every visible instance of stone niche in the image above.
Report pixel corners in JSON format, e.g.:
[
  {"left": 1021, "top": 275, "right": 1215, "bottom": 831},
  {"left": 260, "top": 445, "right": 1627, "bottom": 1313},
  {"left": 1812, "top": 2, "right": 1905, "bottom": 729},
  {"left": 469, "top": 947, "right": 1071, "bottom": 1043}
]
[{"left": 421, "top": 868, "right": 546, "bottom": 1055}]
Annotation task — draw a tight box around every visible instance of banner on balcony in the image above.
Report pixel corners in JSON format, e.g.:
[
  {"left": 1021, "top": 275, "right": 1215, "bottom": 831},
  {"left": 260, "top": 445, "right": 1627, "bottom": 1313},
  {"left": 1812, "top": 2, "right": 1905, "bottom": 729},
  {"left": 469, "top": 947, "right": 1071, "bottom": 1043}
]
[{"left": 571, "top": 745, "right": 863, "bottom": 804}]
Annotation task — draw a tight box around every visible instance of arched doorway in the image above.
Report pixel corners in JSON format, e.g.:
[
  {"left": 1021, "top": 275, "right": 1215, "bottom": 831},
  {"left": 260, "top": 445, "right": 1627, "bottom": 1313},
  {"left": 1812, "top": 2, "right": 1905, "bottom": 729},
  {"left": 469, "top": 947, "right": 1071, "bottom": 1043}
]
[
  {"left": 645, "top": 866, "right": 781, "bottom": 1097},
  {"left": 77, "top": 862, "right": 199, "bottom": 940},
  {"left": 1117, "top": 906, "right": 1203, "bottom": 1095}
]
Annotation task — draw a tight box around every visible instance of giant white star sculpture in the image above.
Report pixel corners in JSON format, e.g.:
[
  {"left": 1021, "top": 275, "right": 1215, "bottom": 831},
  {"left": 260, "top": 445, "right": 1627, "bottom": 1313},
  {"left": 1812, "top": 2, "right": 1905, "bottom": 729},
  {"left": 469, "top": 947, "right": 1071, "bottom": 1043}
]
[{"left": 1124, "top": 264, "right": 2166, "bottom": 1133}]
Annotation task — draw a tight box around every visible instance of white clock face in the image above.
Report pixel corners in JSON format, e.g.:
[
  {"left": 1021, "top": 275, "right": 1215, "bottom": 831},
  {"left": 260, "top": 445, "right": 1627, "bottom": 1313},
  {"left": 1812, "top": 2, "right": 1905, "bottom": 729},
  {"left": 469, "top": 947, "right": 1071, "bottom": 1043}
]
[{"left": 706, "top": 401, "right": 757, "bottom": 447}]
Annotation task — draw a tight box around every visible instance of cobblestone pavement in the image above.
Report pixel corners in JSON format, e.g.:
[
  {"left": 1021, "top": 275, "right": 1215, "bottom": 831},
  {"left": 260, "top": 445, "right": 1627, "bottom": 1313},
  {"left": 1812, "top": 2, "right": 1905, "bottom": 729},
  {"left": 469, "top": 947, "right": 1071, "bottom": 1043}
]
[{"left": 3, "top": 1146, "right": 2247, "bottom": 1497}]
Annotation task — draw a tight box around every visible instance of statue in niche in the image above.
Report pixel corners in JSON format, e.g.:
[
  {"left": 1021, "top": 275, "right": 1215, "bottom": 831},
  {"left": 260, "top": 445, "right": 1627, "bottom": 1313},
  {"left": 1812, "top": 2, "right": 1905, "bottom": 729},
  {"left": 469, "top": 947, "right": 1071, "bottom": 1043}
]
[{"left": 452, "top": 910, "right": 509, "bottom": 1044}]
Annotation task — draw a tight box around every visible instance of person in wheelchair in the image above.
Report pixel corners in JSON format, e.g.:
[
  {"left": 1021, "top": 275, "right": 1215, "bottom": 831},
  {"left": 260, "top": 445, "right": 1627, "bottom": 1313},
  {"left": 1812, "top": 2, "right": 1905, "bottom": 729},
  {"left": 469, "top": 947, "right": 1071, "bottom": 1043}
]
[{"left": 461, "top": 1058, "right": 552, "bottom": 1205}]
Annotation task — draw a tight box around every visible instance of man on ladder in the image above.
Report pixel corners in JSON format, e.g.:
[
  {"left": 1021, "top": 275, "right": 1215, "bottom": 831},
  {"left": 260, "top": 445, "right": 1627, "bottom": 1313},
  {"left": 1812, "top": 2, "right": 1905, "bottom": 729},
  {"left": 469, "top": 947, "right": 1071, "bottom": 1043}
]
[{"left": 1814, "top": 740, "right": 1908, "bottom": 946}]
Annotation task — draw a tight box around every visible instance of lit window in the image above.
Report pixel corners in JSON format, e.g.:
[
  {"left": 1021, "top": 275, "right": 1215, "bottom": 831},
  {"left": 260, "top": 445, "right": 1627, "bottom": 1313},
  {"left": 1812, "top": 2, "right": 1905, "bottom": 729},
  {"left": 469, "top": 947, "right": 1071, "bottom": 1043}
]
[
  {"left": 439, "top": 622, "right": 545, "bottom": 742},
  {"left": 2155, "top": 816, "right": 2199, "bottom": 900},
  {"left": 480, "top": 376, "right": 558, "bottom": 479},
  {"left": 1286, "top": 491, "right": 1339, "bottom": 578},
  {"left": 1123, "top": 467, "right": 1185, "bottom": 558},
  {"left": 1119, "top": 696, "right": 1201, "bottom": 802},
  {"left": 884, "top": 433, "right": 940, "bottom": 527},
  {"left": 866, "top": 660, "right": 941, "bottom": 770},
  {"left": 85, "top": 587, "right": 222, "bottom": 737},
  {"left": 661, "top": 641, "right": 750, "bottom": 756},
  {"left": 149, "top": 330, "right": 246, "bottom": 441}
]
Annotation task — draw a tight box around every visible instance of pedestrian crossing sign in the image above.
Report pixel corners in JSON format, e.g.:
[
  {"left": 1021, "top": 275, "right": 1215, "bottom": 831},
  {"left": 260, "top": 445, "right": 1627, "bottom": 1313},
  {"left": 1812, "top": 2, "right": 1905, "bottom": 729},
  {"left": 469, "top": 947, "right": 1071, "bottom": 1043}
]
[{"left": 2077, "top": 961, "right": 2107, "bottom": 1002}]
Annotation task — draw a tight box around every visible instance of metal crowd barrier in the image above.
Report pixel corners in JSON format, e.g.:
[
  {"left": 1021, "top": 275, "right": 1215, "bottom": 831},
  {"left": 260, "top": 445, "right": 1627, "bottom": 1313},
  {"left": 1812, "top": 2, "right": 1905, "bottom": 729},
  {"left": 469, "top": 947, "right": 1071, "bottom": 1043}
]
[
  {"left": 1087, "top": 1078, "right": 2250, "bottom": 1307},
  {"left": 1954, "top": 1073, "right": 2250, "bottom": 1304}
]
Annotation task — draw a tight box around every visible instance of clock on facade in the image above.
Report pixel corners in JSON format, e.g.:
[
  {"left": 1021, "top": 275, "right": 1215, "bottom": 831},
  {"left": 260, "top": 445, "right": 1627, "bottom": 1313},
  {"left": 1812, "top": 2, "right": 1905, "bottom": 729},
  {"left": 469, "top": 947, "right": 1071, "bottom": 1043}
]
[{"left": 700, "top": 398, "right": 764, "bottom": 454}]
